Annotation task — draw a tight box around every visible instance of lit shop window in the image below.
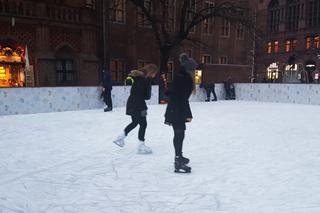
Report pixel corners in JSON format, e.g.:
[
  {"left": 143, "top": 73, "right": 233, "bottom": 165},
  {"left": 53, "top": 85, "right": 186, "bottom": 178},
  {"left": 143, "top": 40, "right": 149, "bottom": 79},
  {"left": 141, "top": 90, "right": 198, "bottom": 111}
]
[
  {"left": 306, "top": 36, "right": 312, "bottom": 49},
  {"left": 314, "top": 36, "right": 320, "bottom": 48},
  {"left": 267, "top": 42, "right": 272, "bottom": 54},
  {"left": 285, "top": 39, "right": 297, "bottom": 52},
  {"left": 274, "top": 41, "right": 279, "bottom": 53}
]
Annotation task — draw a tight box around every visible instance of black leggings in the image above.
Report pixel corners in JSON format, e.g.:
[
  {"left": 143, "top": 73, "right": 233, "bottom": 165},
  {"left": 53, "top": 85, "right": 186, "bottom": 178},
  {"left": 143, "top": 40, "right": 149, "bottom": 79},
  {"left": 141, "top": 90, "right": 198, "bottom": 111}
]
[
  {"left": 103, "top": 89, "right": 113, "bottom": 108},
  {"left": 172, "top": 124, "right": 185, "bottom": 157},
  {"left": 124, "top": 113, "right": 147, "bottom": 141}
]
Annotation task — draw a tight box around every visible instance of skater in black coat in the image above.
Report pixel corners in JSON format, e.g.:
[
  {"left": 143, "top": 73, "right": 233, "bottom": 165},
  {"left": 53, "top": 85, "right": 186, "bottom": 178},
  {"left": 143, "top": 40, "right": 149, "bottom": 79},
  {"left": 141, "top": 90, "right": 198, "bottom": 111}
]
[
  {"left": 102, "top": 69, "right": 113, "bottom": 111},
  {"left": 113, "top": 64, "right": 158, "bottom": 154},
  {"left": 165, "top": 53, "right": 197, "bottom": 173}
]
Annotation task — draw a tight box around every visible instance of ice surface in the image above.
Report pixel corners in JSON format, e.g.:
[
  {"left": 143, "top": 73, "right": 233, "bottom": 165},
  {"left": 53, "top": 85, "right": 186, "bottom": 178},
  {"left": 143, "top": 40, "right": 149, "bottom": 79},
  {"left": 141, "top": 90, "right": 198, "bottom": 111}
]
[{"left": 1, "top": 101, "right": 320, "bottom": 213}]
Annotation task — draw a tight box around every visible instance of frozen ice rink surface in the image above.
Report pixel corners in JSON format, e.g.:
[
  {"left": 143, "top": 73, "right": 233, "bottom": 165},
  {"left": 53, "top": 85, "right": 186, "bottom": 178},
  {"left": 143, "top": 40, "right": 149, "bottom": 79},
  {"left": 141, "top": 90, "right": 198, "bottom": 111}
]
[{"left": 1, "top": 101, "right": 320, "bottom": 213}]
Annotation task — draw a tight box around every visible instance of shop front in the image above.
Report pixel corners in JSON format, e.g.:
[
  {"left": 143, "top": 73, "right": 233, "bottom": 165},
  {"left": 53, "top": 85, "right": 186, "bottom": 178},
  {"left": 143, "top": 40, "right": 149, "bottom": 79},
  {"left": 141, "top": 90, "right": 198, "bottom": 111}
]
[{"left": 0, "top": 46, "right": 26, "bottom": 87}]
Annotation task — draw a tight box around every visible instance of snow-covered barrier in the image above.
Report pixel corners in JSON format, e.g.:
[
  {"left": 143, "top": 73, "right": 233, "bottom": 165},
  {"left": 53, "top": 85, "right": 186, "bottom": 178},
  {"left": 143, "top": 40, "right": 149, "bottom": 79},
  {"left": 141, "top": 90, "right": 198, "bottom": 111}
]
[
  {"left": 235, "top": 83, "right": 320, "bottom": 105},
  {"left": 0, "top": 86, "right": 158, "bottom": 115},
  {"left": 2, "top": 83, "right": 320, "bottom": 115}
]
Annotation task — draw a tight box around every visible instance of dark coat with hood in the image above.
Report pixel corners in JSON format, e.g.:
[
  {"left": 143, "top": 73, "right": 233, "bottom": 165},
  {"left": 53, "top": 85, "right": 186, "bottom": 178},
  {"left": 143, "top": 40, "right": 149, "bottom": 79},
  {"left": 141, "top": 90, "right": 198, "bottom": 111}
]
[
  {"left": 164, "top": 67, "right": 193, "bottom": 125},
  {"left": 126, "top": 70, "right": 152, "bottom": 116}
]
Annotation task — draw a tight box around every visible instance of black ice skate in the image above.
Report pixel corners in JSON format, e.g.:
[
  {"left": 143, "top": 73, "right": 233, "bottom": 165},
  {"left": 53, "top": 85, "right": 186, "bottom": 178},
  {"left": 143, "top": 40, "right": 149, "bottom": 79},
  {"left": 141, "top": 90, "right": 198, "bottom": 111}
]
[
  {"left": 104, "top": 107, "right": 112, "bottom": 112},
  {"left": 179, "top": 156, "right": 189, "bottom": 164},
  {"left": 174, "top": 156, "right": 191, "bottom": 173}
]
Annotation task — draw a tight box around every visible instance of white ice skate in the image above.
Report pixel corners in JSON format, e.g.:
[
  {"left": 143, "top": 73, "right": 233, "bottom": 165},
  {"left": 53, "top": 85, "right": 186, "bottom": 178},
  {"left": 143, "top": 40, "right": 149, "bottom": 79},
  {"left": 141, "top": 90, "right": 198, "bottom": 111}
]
[
  {"left": 113, "top": 133, "right": 126, "bottom": 147},
  {"left": 137, "top": 141, "right": 152, "bottom": 154}
]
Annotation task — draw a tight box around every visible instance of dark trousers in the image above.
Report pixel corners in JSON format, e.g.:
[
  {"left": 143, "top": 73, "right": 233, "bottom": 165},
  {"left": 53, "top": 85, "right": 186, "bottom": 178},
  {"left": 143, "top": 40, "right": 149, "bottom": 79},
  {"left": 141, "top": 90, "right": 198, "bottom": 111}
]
[
  {"left": 205, "top": 84, "right": 217, "bottom": 101},
  {"left": 103, "top": 89, "right": 113, "bottom": 109},
  {"left": 172, "top": 123, "right": 186, "bottom": 157},
  {"left": 124, "top": 113, "right": 147, "bottom": 141}
]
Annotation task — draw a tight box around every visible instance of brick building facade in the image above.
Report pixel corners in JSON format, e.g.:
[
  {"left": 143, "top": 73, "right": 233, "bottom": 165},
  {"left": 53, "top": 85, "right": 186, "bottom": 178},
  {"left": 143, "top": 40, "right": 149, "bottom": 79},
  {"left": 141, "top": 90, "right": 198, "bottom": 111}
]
[
  {"left": 106, "top": 0, "right": 255, "bottom": 85},
  {"left": 0, "top": 0, "right": 255, "bottom": 88},
  {"left": 256, "top": 0, "right": 320, "bottom": 83},
  {"left": 0, "top": 0, "right": 100, "bottom": 87}
]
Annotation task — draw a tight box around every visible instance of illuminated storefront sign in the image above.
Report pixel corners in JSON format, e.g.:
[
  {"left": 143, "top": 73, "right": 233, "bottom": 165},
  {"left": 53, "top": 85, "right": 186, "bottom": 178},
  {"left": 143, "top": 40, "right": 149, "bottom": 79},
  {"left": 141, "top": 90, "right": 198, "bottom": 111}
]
[
  {"left": 0, "top": 46, "right": 26, "bottom": 87},
  {"left": 195, "top": 69, "right": 202, "bottom": 84},
  {"left": 285, "top": 64, "right": 298, "bottom": 71},
  {"left": 267, "top": 62, "right": 279, "bottom": 80}
]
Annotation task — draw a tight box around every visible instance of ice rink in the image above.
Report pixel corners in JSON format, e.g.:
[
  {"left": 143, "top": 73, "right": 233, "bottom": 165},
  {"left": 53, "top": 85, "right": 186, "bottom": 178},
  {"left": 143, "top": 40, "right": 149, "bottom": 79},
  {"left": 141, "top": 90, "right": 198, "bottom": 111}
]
[{"left": 1, "top": 101, "right": 320, "bottom": 213}]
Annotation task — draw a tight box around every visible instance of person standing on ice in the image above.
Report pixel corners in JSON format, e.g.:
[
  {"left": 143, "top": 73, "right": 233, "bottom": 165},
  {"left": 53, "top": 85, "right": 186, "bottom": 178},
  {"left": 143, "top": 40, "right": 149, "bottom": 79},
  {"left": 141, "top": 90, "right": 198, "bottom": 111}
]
[
  {"left": 102, "top": 68, "right": 113, "bottom": 112},
  {"left": 113, "top": 64, "right": 158, "bottom": 154},
  {"left": 164, "top": 53, "right": 197, "bottom": 173}
]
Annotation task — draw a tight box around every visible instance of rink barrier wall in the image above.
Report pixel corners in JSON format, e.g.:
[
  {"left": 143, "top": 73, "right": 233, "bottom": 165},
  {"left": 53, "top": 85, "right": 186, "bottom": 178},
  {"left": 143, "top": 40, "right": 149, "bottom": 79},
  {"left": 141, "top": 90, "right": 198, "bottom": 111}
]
[
  {"left": 0, "top": 86, "right": 158, "bottom": 115},
  {"left": 235, "top": 83, "right": 320, "bottom": 105},
  {"left": 2, "top": 83, "right": 320, "bottom": 115}
]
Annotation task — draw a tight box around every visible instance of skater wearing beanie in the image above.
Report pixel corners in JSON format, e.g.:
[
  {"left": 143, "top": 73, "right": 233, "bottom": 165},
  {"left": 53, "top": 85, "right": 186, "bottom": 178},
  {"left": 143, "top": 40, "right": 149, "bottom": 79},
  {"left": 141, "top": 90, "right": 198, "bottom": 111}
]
[
  {"left": 165, "top": 53, "right": 197, "bottom": 173},
  {"left": 113, "top": 64, "right": 158, "bottom": 154}
]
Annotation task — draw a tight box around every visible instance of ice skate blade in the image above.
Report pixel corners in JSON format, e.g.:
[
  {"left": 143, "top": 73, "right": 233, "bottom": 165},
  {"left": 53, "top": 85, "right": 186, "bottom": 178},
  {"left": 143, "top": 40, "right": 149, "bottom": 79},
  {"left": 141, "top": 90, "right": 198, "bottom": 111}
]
[
  {"left": 137, "top": 150, "right": 152, "bottom": 154},
  {"left": 113, "top": 140, "right": 124, "bottom": 148},
  {"left": 174, "top": 168, "right": 191, "bottom": 173}
]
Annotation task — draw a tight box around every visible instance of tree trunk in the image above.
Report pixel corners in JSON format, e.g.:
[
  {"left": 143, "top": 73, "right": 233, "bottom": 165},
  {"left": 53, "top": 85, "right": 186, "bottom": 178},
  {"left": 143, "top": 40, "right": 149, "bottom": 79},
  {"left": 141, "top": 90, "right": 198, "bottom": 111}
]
[{"left": 159, "top": 46, "right": 172, "bottom": 74}]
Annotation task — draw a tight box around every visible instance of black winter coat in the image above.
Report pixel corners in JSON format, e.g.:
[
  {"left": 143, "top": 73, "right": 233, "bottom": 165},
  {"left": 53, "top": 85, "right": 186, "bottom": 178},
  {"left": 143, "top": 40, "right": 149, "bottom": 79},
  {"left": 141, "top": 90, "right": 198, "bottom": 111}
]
[
  {"left": 164, "top": 68, "right": 193, "bottom": 125},
  {"left": 126, "top": 76, "right": 152, "bottom": 116},
  {"left": 102, "top": 72, "right": 112, "bottom": 90}
]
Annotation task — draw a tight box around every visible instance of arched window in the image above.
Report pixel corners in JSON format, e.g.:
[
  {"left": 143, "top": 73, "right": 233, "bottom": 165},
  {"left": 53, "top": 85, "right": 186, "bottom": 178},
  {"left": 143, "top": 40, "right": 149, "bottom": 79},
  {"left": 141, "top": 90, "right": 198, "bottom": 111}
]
[
  {"left": 268, "top": 0, "right": 280, "bottom": 32},
  {"left": 286, "top": 0, "right": 301, "bottom": 30},
  {"left": 307, "top": 0, "right": 320, "bottom": 27}
]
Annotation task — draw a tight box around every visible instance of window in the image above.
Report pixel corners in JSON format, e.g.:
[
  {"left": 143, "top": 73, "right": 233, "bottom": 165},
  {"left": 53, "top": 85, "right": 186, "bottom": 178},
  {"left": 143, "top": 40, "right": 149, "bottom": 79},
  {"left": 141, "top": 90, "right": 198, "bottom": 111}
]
[
  {"left": 236, "top": 22, "right": 244, "bottom": 39},
  {"left": 268, "top": 0, "right": 280, "bottom": 32},
  {"left": 109, "top": 0, "right": 125, "bottom": 23},
  {"left": 165, "top": 0, "right": 176, "bottom": 32},
  {"left": 285, "top": 39, "right": 297, "bottom": 52},
  {"left": 221, "top": 18, "right": 230, "bottom": 37},
  {"left": 307, "top": 0, "right": 320, "bottom": 27},
  {"left": 56, "top": 59, "right": 75, "bottom": 85},
  {"left": 167, "top": 61, "right": 174, "bottom": 82},
  {"left": 202, "top": 1, "right": 214, "bottom": 34},
  {"left": 306, "top": 36, "right": 312, "bottom": 49},
  {"left": 314, "top": 36, "right": 320, "bottom": 48},
  {"left": 201, "top": 55, "right": 212, "bottom": 64},
  {"left": 85, "top": 0, "right": 96, "bottom": 10},
  {"left": 219, "top": 56, "right": 228, "bottom": 64},
  {"left": 286, "top": 0, "right": 301, "bottom": 30},
  {"left": 186, "top": 0, "right": 196, "bottom": 33},
  {"left": 137, "top": 0, "right": 152, "bottom": 27},
  {"left": 285, "top": 40, "right": 291, "bottom": 52},
  {"left": 110, "top": 59, "right": 125, "bottom": 83},
  {"left": 267, "top": 42, "right": 272, "bottom": 53},
  {"left": 274, "top": 41, "right": 279, "bottom": 53}
]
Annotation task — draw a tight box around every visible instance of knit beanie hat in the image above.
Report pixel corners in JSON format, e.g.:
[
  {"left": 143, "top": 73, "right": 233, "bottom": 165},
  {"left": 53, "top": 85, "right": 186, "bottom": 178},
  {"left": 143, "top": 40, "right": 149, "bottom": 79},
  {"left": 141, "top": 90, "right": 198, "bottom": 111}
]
[{"left": 179, "top": 53, "right": 198, "bottom": 73}]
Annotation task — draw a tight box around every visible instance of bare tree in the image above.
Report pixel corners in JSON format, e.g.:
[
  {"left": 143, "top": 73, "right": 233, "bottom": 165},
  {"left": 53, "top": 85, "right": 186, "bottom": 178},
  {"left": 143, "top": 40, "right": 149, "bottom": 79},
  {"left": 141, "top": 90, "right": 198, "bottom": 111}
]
[{"left": 126, "top": 0, "right": 253, "bottom": 73}]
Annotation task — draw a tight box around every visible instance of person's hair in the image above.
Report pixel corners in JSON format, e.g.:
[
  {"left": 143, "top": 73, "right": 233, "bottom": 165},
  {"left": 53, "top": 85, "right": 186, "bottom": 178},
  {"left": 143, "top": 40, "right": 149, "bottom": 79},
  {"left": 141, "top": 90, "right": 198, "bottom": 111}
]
[{"left": 140, "top": 64, "right": 159, "bottom": 76}]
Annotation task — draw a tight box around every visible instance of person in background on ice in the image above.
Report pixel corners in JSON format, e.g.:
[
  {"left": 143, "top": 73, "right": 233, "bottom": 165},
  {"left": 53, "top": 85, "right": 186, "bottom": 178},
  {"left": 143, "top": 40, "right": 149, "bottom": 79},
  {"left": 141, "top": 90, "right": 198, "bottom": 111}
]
[
  {"left": 102, "top": 68, "right": 113, "bottom": 112},
  {"left": 164, "top": 53, "right": 197, "bottom": 173},
  {"left": 113, "top": 64, "right": 159, "bottom": 154},
  {"left": 200, "top": 81, "right": 217, "bottom": 102}
]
